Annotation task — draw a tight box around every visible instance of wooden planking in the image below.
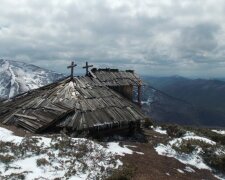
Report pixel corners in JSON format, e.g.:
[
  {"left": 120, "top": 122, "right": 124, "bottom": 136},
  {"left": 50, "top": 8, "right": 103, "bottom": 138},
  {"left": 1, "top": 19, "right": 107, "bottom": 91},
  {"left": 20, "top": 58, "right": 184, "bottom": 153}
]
[
  {"left": 43, "top": 105, "right": 67, "bottom": 113},
  {"left": 72, "top": 112, "right": 82, "bottom": 130},
  {"left": 92, "top": 69, "right": 142, "bottom": 86},
  {"left": 58, "top": 114, "right": 72, "bottom": 128},
  {"left": 14, "top": 114, "right": 37, "bottom": 120},
  {"left": 17, "top": 117, "right": 43, "bottom": 132}
]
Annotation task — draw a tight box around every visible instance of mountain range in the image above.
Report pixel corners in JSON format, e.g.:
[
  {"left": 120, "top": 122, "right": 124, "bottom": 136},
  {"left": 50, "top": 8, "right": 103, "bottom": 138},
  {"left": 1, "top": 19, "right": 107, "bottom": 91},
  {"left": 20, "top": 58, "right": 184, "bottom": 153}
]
[
  {"left": 140, "top": 85, "right": 199, "bottom": 126},
  {"left": 143, "top": 76, "right": 225, "bottom": 111},
  {"left": 0, "top": 59, "right": 64, "bottom": 99},
  {"left": 142, "top": 76, "right": 225, "bottom": 127}
]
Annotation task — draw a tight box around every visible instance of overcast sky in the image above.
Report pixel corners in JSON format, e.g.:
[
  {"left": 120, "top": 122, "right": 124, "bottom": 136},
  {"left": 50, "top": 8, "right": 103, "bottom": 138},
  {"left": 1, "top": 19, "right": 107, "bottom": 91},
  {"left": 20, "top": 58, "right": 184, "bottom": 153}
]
[{"left": 1, "top": 0, "right": 225, "bottom": 77}]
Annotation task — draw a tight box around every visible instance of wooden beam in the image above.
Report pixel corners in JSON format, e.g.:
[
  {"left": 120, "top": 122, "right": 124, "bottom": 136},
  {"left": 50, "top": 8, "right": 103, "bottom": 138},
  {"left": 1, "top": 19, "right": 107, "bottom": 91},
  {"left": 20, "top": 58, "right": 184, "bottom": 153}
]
[
  {"left": 14, "top": 114, "right": 37, "bottom": 120},
  {"left": 138, "top": 85, "right": 141, "bottom": 107}
]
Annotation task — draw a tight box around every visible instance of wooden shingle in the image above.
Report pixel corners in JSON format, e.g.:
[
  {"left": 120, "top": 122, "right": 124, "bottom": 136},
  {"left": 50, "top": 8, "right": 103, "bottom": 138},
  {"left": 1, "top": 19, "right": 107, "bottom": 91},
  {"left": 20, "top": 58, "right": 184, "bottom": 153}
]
[{"left": 91, "top": 68, "right": 142, "bottom": 87}]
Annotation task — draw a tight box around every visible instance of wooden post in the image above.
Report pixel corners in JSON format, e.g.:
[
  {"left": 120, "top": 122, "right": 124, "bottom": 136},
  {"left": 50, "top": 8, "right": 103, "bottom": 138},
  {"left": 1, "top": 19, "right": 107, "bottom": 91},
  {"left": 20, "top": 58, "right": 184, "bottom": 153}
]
[
  {"left": 67, "top": 61, "right": 77, "bottom": 78},
  {"left": 138, "top": 85, "right": 141, "bottom": 107},
  {"left": 83, "top": 61, "right": 93, "bottom": 76}
]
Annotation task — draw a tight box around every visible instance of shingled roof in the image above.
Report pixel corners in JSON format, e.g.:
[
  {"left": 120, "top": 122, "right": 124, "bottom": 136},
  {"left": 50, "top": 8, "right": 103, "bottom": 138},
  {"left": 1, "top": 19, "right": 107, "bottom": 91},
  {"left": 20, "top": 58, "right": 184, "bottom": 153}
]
[
  {"left": 91, "top": 68, "right": 142, "bottom": 86},
  {"left": 0, "top": 76, "right": 145, "bottom": 133}
]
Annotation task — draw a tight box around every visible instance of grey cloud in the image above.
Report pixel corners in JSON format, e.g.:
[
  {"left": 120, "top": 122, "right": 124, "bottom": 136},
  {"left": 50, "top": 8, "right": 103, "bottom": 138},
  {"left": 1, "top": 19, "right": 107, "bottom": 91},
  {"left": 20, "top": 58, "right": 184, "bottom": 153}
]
[
  {"left": 0, "top": 0, "right": 225, "bottom": 77},
  {"left": 179, "top": 23, "right": 219, "bottom": 52}
]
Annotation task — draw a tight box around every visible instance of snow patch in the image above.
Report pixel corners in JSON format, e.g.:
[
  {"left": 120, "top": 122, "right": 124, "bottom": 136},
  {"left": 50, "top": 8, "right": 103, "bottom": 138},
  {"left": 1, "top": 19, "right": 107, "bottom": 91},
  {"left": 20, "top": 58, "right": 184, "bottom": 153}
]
[
  {"left": 169, "top": 131, "right": 216, "bottom": 146},
  {"left": 0, "top": 127, "right": 23, "bottom": 143},
  {"left": 154, "top": 131, "right": 217, "bottom": 170},
  {"left": 135, "top": 152, "right": 144, "bottom": 155},
  {"left": 153, "top": 126, "right": 167, "bottom": 135},
  {"left": 155, "top": 143, "right": 211, "bottom": 170},
  {"left": 107, "top": 142, "right": 133, "bottom": 156},
  {"left": 215, "top": 148, "right": 225, "bottom": 156},
  {"left": 155, "top": 130, "right": 225, "bottom": 179},
  {"left": 177, "top": 169, "right": 185, "bottom": 174},
  {"left": 184, "top": 166, "right": 195, "bottom": 173},
  {"left": 212, "top": 130, "right": 225, "bottom": 135}
]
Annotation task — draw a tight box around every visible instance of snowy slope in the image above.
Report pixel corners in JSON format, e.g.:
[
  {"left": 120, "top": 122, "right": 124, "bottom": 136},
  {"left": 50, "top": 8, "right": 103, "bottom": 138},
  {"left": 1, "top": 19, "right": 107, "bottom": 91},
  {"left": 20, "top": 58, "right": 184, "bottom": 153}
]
[
  {"left": 0, "top": 59, "right": 64, "bottom": 99},
  {"left": 0, "top": 127, "right": 138, "bottom": 179}
]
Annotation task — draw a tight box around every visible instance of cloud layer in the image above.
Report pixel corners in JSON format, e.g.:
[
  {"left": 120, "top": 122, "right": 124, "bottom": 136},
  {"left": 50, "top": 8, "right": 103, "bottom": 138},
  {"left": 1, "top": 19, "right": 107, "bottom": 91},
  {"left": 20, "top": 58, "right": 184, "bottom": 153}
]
[{"left": 0, "top": 0, "right": 225, "bottom": 77}]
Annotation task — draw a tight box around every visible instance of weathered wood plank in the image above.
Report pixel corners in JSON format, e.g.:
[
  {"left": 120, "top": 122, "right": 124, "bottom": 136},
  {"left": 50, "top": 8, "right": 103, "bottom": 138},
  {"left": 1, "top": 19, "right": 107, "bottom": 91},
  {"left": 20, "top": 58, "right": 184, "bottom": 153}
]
[{"left": 14, "top": 114, "right": 37, "bottom": 120}]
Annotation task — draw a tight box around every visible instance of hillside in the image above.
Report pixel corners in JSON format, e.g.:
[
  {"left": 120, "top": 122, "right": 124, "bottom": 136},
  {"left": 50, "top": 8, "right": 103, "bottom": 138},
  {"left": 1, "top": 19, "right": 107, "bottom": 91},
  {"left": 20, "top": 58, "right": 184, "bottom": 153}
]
[
  {"left": 0, "top": 59, "right": 64, "bottom": 99},
  {"left": 0, "top": 124, "right": 224, "bottom": 179},
  {"left": 120, "top": 125, "right": 225, "bottom": 180},
  {"left": 143, "top": 76, "right": 225, "bottom": 111},
  {"left": 142, "top": 76, "right": 225, "bottom": 127},
  {"left": 140, "top": 85, "right": 199, "bottom": 126}
]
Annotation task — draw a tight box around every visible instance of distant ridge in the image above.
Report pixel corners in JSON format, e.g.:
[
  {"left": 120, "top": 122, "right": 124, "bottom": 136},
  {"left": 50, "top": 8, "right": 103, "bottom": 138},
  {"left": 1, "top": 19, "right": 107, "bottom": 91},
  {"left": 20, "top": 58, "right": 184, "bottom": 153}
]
[
  {"left": 142, "top": 75, "right": 225, "bottom": 127},
  {"left": 140, "top": 85, "right": 199, "bottom": 126}
]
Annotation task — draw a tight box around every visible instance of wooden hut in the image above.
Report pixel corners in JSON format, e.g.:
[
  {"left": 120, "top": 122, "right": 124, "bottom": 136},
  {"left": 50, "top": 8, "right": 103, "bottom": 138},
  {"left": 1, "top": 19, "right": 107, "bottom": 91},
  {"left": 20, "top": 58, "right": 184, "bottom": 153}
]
[{"left": 0, "top": 76, "right": 145, "bottom": 134}]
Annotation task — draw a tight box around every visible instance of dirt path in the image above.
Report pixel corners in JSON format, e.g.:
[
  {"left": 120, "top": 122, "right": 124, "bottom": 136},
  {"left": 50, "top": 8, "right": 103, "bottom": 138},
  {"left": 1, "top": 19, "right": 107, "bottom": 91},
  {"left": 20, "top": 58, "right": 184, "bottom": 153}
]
[{"left": 120, "top": 129, "right": 217, "bottom": 180}]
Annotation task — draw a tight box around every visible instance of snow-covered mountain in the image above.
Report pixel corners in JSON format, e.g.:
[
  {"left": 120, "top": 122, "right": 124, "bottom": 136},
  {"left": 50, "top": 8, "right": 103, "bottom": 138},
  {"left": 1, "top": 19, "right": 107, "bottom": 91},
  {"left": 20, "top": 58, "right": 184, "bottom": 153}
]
[{"left": 0, "top": 59, "right": 65, "bottom": 99}]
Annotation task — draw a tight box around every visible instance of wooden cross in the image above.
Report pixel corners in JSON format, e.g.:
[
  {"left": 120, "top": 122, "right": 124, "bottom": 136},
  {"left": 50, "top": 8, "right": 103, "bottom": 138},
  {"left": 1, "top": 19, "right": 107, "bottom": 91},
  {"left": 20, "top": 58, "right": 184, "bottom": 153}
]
[
  {"left": 83, "top": 61, "right": 93, "bottom": 76},
  {"left": 67, "top": 61, "right": 77, "bottom": 78}
]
